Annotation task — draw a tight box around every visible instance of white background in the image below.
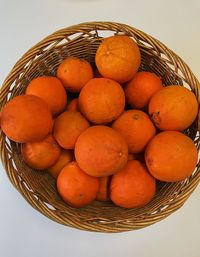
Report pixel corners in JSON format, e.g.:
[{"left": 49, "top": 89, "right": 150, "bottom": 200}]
[{"left": 0, "top": 0, "right": 200, "bottom": 256}]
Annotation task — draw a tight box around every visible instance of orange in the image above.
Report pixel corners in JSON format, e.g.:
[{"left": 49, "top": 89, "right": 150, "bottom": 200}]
[
  {"left": 79, "top": 78, "right": 125, "bottom": 124},
  {"left": 53, "top": 111, "right": 90, "bottom": 149},
  {"left": 66, "top": 98, "right": 79, "bottom": 112},
  {"left": 110, "top": 160, "right": 156, "bottom": 208},
  {"left": 57, "top": 57, "right": 94, "bottom": 92},
  {"left": 57, "top": 161, "right": 99, "bottom": 208},
  {"left": 95, "top": 35, "right": 141, "bottom": 83},
  {"left": 125, "top": 71, "right": 163, "bottom": 109},
  {"left": 1, "top": 95, "right": 53, "bottom": 143},
  {"left": 148, "top": 85, "right": 198, "bottom": 131},
  {"left": 75, "top": 125, "right": 128, "bottom": 177},
  {"left": 96, "top": 176, "right": 110, "bottom": 202},
  {"left": 48, "top": 149, "right": 74, "bottom": 178},
  {"left": 145, "top": 131, "right": 198, "bottom": 182},
  {"left": 112, "top": 110, "right": 156, "bottom": 153},
  {"left": 21, "top": 134, "right": 61, "bottom": 170},
  {"left": 26, "top": 76, "right": 67, "bottom": 115}
]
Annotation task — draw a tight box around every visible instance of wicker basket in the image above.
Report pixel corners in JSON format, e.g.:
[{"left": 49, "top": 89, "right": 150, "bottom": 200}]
[{"left": 0, "top": 21, "right": 200, "bottom": 233}]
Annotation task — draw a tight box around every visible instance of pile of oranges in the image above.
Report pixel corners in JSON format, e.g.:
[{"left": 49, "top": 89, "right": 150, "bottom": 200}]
[{"left": 0, "top": 35, "right": 198, "bottom": 209}]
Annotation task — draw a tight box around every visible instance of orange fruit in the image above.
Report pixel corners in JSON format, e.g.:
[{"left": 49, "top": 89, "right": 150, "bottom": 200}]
[
  {"left": 48, "top": 149, "right": 74, "bottom": 178},
  {"left": 96, "top": 176, "right": 110, "bottom": 202},
  {"left": 75, "top": 125, "right": 128, "bottom": 177},
  {"left": 66, "top": 98, "right": 79, "bottom": 112},
  {"left": 21, "top": 134, "right": 61, "bottom": 170},
  {"left": 110, "top": 160, "right": 156, "bottom": 208},
  {"left": 26, "top": 76, "right": 67, "bottom": 115},
  {"left": 148, "top": 85, "right": 198, "bottom": 131},
  {"left": 145, "top": 131, "right": 198, "bottom": 182},
  {"left": 53, "top": 111, "right": 90, "bottom": 149},
  {"left": 112, "top": 110, "right": 156, "bottom": 153},
  {"left": 57, "top": 161, "right": 99, "bottom": 208},
  {"left": 57, "top": 57, "right": 94, "bottom": 92},
  {"left": 1, "top": 95, "right": 53, "bottom": 143},
  {"left": 79, "top": 78, "right": 125, "bottom": 124},
  {"left": 95, "top": 35, "right": 141, "bottom": 83},
  {"left": 125, "top": 71, "right": 163, "bottom": 109}
]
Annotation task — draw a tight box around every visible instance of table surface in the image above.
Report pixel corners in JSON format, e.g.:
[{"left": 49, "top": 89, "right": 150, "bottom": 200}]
[{"left": 0, "top": 0, "right": 200, "bottom": 256}]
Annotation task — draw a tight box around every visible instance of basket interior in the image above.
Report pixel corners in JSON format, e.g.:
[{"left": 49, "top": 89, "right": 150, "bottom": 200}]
[{"left": 1, "top": 23, "right": 200, "bottom": 232}]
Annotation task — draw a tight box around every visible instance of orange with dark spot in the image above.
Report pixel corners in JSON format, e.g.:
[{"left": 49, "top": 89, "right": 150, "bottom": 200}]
[
  {"left": 112, "top": 110, "right": 156, "bottom": 153},
  {"left": 148, "top": 85, "right": 198, "bottom": 131},
  {"left": 57, "top": 162, "right": 99, "bottom": 208}
]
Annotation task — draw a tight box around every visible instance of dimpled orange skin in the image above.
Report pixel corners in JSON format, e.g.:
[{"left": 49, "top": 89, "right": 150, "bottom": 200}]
[
  {"left": 57, "top": 57, "right": 94, "bottom": 92},
  {"left": 125, "top": 71, "right": 163, "bottom": 109},
  {"left": 66, "top": 98, "right": 79, "bottom": 112},
  {"left": 75, "top": 126, "right": 128, "bottom": 177},
  {"left": 145, "top": 131, "right": 198, "bottom": 182},
  {"left": 26, "top": 76, "right": 67, "bottom": 115},
  {"left": 1, "top": 95, "right": 53, "bottom": 143},
  {"left": 148, "top": 85, "right": 198, "bottom": 131},
  {"left": 57, "top": 162, "right": 99, "bottom": 208},
  {"left": 21, "top": 134, "right": 61, "bottom": 170},
  {"left": 95, "top": 35, "right": 141, "bottom": 83},
  {"left": 112, "top": 110, "right": 156, "bottom": 154},
  {"left": 48, "top": 149, "right": 74, "bottom": 178},
  {"left": 79, "top": 78, "right": 125, "bottom": 124},
  {"left": 110, "top": 160, "right": 156, "bottom": 208},
  {"left": 53, "top": 111, "right": 90, "bottom": 149}
]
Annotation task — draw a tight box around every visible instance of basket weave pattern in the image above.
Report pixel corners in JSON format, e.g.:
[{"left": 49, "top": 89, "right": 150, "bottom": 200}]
[{"left": 0, "top": 22, "right": 200, "bottom": 232}]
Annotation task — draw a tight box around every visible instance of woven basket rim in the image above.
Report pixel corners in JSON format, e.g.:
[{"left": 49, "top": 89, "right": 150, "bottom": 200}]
[{"left": 0, "top": 21, "right": 200, "bottom": 233}]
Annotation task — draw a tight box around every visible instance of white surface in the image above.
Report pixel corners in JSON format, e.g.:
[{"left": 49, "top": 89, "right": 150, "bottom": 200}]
[{"left": 0, "top": 0, "right": 200, "bottom": 256}]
